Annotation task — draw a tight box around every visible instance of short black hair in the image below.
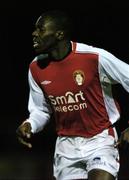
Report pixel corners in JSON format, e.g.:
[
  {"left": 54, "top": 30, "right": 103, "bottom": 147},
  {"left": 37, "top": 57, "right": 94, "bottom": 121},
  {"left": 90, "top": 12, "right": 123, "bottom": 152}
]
[{"left": 38, "top": 10, "right": 73, "bottom": 39}]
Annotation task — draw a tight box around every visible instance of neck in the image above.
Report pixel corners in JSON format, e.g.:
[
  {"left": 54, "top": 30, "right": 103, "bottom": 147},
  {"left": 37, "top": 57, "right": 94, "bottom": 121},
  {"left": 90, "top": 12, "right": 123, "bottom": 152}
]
[{"left": 49, "top": 40, "right": 72, "bottom": 61}]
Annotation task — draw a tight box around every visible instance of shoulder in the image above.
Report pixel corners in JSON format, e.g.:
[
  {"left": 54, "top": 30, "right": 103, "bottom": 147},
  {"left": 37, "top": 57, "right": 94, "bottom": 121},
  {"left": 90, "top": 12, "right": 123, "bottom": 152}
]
[
  {"left": 29, "top": 56, "right": 37, "bottom": 66},
  {"left": 29, "top": 54, "right": 50, "bottom": 70},
  {"left": 75, "top": 42, "right": 114, "bottom": 59}
]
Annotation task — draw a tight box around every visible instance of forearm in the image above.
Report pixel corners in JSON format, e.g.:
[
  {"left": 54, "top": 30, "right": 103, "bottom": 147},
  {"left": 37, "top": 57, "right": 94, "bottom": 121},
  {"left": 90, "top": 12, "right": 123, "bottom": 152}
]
[{"left": 26, "top": 110, "right": 51, "bottom": 133}]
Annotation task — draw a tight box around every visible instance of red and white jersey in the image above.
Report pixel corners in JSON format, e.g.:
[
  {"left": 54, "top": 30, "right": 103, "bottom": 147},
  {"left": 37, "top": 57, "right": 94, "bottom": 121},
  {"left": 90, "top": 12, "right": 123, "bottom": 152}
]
[{"left": 26, "top": 42, "right": 129, "bottom": 137}]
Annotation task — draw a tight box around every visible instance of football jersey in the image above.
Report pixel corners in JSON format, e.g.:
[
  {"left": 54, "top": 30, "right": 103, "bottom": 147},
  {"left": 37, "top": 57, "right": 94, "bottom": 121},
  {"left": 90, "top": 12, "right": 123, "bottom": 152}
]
[{"left": 26, "top": 42, "right": 129, "bottom": 137}]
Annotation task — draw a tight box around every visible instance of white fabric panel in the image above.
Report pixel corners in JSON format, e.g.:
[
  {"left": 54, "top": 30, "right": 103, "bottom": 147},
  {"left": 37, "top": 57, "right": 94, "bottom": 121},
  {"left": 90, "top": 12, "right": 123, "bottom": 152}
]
[{"left": 26, "top": 70, "right": 52, "bottom": 133}]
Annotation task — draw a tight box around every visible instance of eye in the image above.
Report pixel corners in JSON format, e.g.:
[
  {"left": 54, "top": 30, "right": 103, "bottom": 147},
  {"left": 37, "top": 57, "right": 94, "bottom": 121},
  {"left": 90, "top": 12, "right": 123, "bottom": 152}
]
[
  {"left": 35, "top": 23, "right": 44, "bottom": 31},
  {"left": 36, "top": 24, "right": 45, "bottom": 32},
  {"left": 40, "top": 27, "right": 45, "bottom": 32}
]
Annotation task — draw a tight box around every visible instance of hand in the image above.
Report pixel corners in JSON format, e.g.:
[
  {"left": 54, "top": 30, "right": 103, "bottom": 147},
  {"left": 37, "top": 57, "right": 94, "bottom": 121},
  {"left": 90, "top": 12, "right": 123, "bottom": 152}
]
[
  {"left": 115, "top": 127, "right": 129, "bottom": 148},
  {"left": 16, "top": 121, "right": 32, "bottom": 148}
]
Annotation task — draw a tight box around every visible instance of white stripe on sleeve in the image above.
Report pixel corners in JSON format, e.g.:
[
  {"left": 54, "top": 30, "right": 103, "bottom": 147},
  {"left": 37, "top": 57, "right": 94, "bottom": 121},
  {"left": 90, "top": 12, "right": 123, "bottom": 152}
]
[{"left": 26, "top": 70, "right": 52, "bottom": 133}]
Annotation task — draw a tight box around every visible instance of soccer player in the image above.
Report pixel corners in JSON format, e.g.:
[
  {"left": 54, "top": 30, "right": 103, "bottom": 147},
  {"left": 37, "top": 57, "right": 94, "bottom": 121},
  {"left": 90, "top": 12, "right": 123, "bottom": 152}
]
[{"left": 16, "top": 10, "right": 129, "bottom": 180}]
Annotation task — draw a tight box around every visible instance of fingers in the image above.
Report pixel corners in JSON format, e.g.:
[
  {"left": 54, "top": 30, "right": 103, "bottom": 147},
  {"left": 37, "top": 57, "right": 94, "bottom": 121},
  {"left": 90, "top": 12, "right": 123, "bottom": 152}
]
[
  {"left": 16, "top": 121, "right": 33, "bottom": 148},
  {"left": 26, "top": 133, "right": 31, "bottom": 138},
  {"left": 114, "top": 129, "right": 129, "bottom": 148},
  {"left": 17, "top": 122, "right": 31, "bottom": 137},
  {"left": 114, "top": 140, "right": 121, "bottom": 148},
  {"left": 18, "top": 137, "right": 32, "bottom": 148}
]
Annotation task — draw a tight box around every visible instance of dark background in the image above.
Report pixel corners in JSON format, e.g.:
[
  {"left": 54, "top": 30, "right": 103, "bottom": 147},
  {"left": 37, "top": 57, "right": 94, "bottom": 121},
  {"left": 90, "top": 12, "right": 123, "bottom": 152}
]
[{"left": 0, "top": 1, "right": 129, "bottom": 179}]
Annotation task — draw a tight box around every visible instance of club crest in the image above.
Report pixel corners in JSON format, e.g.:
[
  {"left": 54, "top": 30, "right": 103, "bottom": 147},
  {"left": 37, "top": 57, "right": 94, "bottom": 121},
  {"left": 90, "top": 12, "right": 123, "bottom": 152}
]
[{"left": 73, "top": 70, "right": 85, "bottom": 86}]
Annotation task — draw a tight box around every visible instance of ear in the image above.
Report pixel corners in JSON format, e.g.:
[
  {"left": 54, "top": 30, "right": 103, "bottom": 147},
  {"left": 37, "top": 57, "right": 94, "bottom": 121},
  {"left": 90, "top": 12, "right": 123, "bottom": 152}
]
[{"left": 56, "top": 30, "right": 64, "bottom": 40}]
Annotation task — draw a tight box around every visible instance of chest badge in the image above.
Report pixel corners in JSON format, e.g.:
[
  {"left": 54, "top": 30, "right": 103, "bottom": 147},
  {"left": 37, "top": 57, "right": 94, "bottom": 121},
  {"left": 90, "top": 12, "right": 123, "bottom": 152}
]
[{"left": 73, "top": 70, "right": 85, "bottom": 86}]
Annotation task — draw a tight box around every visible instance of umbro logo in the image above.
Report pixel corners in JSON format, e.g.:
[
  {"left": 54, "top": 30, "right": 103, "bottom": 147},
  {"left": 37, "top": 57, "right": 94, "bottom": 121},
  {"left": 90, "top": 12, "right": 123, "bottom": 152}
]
[{"left": 41, "top": 80, "right": 52, "bottom": 85}]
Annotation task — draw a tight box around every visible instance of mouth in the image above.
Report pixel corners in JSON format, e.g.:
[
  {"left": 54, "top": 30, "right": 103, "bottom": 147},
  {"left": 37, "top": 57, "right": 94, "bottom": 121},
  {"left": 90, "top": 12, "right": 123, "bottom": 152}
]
[
  {"left": 33, "top": 41, "right": 39, "bottom": 48},
  {"left": 33, "top": 38, "right": 40, "bottom": 48}
]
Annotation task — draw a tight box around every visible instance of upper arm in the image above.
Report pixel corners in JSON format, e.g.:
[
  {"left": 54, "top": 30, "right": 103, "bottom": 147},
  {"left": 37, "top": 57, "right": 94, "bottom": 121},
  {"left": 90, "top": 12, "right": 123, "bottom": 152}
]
[{"left": 99, "top": 51, "right": 129, "bottom": 92}]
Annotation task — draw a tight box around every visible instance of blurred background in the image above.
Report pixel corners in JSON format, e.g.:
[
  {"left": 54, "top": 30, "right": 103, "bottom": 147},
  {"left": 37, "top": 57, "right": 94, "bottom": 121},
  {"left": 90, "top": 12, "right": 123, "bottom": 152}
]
[{"left": 0, "top": 0, "right": 129, "bottom": 179}]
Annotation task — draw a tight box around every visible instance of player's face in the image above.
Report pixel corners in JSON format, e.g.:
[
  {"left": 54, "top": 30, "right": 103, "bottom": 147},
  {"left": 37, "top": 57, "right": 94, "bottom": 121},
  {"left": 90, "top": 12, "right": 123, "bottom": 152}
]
[{"left": 32, "top": 17, "right": 58, "bottom": 54}]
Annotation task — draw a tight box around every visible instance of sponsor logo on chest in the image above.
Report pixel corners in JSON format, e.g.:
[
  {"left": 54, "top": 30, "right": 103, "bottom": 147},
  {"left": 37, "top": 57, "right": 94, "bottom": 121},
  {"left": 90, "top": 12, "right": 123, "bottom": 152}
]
[{"left": 48, "top": 91, "right": 87, "bottom": 112}]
